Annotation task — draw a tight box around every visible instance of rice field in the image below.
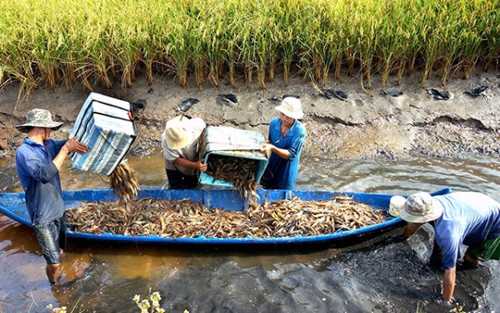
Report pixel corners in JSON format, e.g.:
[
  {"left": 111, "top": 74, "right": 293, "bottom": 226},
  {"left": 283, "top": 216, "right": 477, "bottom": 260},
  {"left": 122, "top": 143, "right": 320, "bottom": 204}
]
[{"left": 0, "top": 0, "right": 498, "bottom": 96}]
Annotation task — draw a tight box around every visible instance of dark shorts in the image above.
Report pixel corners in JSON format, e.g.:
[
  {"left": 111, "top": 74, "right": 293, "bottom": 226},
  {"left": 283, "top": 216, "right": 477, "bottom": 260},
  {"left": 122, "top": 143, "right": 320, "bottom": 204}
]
[
  {"left": 166, "top": 169, "right": 198, "bottom": 189},
  {"left": 33, "top": 213, "right": 67, "bottom": 265}
]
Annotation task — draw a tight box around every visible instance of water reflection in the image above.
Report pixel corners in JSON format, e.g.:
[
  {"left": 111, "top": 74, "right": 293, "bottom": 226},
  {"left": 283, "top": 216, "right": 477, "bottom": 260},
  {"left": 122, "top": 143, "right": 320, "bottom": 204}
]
[{"left": 1, "top": 152, "right": 499, "bottom": 312}]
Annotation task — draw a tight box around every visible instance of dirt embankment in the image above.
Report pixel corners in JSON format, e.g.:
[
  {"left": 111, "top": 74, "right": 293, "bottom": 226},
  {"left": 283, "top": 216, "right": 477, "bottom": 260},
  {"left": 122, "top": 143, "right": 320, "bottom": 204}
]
[{"left": 1, "top": 71, "right": 499, "bottom": 165}]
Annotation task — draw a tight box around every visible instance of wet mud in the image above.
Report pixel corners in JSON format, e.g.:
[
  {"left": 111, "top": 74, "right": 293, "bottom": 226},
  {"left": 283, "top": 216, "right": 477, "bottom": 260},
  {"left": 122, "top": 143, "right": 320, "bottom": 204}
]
[
  {"left": 1, "top": 155, "right": 500, "bottom": 312},
  {"left": 1, "top": 71, "right": 499, "bottom": 163},
  {"left": 1, "top": 72, "right": 500, "bottom": 312}
]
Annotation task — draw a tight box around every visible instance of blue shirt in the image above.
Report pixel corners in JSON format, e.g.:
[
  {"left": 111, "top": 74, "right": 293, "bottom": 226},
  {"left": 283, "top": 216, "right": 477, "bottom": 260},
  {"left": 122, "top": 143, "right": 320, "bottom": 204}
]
[
  {"left": 433, "top": 192, "right": 500, "bottom": 269},
  {"left": 261, "top": 117, "right": 306, "bottom": 189},
  {"left": 15, "top": 137, "right": 68, "bottom": 226}
]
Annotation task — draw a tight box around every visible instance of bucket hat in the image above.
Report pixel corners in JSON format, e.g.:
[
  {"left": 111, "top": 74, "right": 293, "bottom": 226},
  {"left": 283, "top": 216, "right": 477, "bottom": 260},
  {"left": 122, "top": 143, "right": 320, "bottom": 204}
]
[
  {"left": 397, "top": 192, "right": 443, "bottom": 223},
  {"left": 275, "top": 97, "right": 304, "bottom": 119},
  {"left": 163, "top": 116, "right": 205, "bottom": 150},
  {"left": 16, "top": 109, "right": 63, "bottom": 132}
]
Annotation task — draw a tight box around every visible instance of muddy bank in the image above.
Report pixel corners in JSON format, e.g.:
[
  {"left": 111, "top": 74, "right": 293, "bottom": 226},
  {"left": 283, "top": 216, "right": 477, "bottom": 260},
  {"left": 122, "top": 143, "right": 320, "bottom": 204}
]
[{"left": 1, "top": 71, "right": 499, "bottom": 164}]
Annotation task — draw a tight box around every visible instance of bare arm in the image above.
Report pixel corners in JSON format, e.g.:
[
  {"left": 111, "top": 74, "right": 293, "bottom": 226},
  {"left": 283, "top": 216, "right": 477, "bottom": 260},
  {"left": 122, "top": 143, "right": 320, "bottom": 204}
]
[
  {"left": 403, "top": 222, "right": 424, "bottom": 238},
  {"left": 261, "top": 144, "right": 290, "bottom": 160},
  {"left": 174, "top": 157, "right": 207, "bottom": 172},
  {"left": 442, "top": 267, "right": 456, "bottom": 301},
  {"left": 52, "top": 137, "right": 88, "bottom": 170}
]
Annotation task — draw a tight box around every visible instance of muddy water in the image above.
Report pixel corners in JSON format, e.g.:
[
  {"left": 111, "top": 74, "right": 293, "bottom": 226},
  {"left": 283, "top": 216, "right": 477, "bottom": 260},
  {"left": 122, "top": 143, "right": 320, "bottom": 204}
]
[{"left": 1, "top": 153, "right": 499, "bottom": 312}]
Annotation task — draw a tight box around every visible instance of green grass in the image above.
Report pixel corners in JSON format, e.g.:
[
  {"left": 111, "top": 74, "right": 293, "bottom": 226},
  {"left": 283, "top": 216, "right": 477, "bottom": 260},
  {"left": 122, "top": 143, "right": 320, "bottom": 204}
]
[{"left": 0, "top": 0, "right": 498, "bottom": 97}]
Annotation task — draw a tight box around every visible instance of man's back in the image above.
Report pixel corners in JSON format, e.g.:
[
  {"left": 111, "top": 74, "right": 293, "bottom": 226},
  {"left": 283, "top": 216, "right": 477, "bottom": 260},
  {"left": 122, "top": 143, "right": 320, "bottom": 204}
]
[{"left": 434, "top": 192, "right": 500, "bottom": 268}]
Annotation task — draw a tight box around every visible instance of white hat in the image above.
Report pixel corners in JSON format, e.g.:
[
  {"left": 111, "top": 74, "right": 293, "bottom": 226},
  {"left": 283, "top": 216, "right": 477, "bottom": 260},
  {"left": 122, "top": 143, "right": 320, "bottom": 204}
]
[
  {"left": 163, "top": 116, "right": 196, "bottom": 149},
  {"left": 275, "top": 97, "right": 304, "bottom": 119},
  {"left": 16, "top": 109, "right": 63, "bottom": 132},
  {"left": 397, "top": 192, "right": 443, "bottom": 223},
  {"left": 389, "top": 195, "right": 406, "bottom": 217}
]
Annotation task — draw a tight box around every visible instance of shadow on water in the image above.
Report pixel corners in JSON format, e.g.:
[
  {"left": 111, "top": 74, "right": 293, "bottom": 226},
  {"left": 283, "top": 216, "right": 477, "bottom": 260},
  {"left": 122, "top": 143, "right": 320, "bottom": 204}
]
[{"left": 1, "top": 153, "right": 500, "bottom": 312}]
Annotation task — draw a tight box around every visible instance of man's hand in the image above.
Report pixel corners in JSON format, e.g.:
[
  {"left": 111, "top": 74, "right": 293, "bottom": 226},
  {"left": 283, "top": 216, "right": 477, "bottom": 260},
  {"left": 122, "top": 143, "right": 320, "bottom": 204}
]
[
  {"left": 442, "top": 267, "right": 456, "bottom": 302},
  {"left": 260, "top": 143, "right": 274, "bottom": 156},
  {"left": 435, "top": 298, "right": 453, "bottom": 307},
  {"left": 196, "top": 159, "right": 207, "bottom": 172},
  {"left": 63, "top": 136, "right": 88, "bottom": 155},
  {"left": 53, "top": 137, "right": 88, "bottom": 170},
  {"left": 261, "top": 143, "right": 290, "bottom": 160}
]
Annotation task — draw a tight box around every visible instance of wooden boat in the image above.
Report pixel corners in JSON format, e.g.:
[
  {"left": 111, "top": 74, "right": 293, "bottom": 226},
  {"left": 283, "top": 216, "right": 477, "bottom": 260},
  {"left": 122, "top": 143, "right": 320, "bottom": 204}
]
[{"left": 0, "top": 188, "right": 451, "bottom": 247}]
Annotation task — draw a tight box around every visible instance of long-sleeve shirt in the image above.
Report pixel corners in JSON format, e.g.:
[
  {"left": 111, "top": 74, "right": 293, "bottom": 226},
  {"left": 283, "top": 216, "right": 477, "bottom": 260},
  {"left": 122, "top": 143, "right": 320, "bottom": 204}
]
[
  {"left": 15, "top": 137, "right": 67, "bottom": 226},
  {"left": 260, "top": 117, "right": 306, "bottom": 189},
  {"left": 434, "top": 192, "right": 500, "bottom": 269}
]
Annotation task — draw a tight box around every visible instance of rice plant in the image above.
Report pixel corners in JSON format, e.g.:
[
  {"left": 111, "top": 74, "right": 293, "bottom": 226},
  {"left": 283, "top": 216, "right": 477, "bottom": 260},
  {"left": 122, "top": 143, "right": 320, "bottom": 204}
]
[{"left": 0, "top": 0, "right": 498, "bottom": 99}]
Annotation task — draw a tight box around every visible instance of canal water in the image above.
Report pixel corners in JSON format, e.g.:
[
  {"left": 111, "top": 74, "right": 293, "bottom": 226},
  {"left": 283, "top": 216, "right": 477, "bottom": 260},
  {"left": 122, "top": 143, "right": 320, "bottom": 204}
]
[{"left": 0, "top": 153, "right": 499, "bottom": 312}]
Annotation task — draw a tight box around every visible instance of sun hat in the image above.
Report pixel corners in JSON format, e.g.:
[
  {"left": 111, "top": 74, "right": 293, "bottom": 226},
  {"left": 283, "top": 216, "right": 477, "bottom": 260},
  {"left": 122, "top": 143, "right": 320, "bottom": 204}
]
[
  {"left": 275, "top": 97, "right": 304, "bottom": 119},
  {"left": 397, "top": 192, "right": 443, "bottom": 223},
  {"left": 389, "top": 195, "right": 406, "bottom": 217},
  {"left": 16, "top": 109, "right": 63, "bottom": 132},
  {"left": 163, "top": 116, "right": 205, "bottom": 150}
]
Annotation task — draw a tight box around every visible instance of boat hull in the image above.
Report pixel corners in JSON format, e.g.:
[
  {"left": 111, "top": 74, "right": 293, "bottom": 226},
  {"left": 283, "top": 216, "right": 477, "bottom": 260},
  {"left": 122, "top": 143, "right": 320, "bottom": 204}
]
[{"left": 0, "top": 188, "right": 452, "bottom": 247}]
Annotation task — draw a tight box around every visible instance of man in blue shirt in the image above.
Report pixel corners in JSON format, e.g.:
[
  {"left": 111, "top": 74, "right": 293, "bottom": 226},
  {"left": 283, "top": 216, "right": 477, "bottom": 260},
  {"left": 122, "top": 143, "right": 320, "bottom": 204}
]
[
  {"left": 260, "top": 97, "right": 306, "bottom": 189},
  {"left": 15, "top": 109, "right": 88, "bottom": 285},
  {"left": 397, "top": 192, "right": 500, "bottom": 302}
]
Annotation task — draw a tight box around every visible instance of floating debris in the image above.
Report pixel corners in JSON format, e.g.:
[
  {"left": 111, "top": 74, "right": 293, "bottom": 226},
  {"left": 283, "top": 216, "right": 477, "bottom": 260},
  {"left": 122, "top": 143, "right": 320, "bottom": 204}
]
[{"left": 66, "top": 196, "right": 386, "bottom": 238}]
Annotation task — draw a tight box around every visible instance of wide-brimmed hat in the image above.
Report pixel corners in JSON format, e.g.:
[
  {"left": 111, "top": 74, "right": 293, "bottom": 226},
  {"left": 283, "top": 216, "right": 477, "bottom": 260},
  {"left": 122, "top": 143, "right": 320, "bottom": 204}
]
[
  {"left": 275, "top": 97, "right": 304, "bottom": 119},
  {"left": 163, "top": 116, "right": 205, "bottom": 150},
  {"left": 397, "top": 192, "right": 443, "bottom": 223},
  {"left": 16, "top": 109, "right": 63, "bottom": 132}
]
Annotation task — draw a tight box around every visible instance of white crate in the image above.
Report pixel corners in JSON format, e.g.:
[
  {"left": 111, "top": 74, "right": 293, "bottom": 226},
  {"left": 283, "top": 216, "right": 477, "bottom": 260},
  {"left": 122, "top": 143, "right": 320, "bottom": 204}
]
[{"left": 70, "top": 92, "right": 136, "bottom": 175}]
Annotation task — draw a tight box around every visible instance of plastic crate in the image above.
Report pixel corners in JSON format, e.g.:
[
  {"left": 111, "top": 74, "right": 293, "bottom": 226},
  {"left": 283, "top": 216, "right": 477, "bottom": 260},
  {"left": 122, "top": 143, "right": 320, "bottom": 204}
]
[
  {"left": 69, "top": 92, "right": 136, "bottom": 175},
  {"left": 198, "top": 126, "right": 268, "bottom": 187}
]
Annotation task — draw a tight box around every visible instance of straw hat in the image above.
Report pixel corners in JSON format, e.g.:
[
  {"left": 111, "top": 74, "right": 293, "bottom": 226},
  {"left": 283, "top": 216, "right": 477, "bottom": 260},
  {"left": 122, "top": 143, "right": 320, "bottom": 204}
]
[
  {"left": 16, "top": 109, "right": 63, "bottom": 132},
  {"left": 275, "top": 97, "right": 304, "bottom": 119},
  {"left": 163, "top": 116, "right": 204, "bottom": 150},
  {"left": 397, "top": 192, "right": 443, "bottom": 223}
]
